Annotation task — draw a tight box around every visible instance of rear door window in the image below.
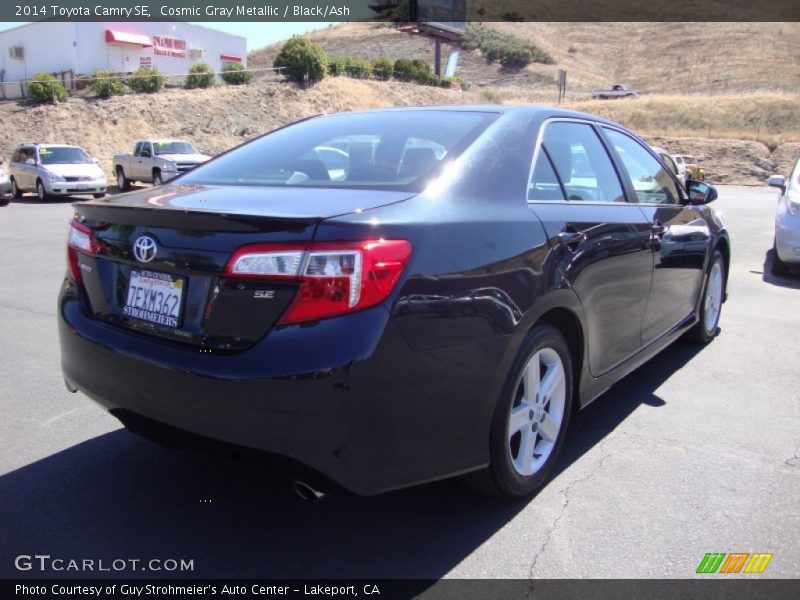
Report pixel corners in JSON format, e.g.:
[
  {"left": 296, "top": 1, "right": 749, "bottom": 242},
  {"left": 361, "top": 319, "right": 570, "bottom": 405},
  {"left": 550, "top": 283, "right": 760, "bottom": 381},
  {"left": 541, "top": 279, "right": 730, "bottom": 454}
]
[
  {"left": 538, "top": 121, "right": 625, "bottom": 202},
  {"left": 603, "top": 128, "right": 682, "bottom": 205}
]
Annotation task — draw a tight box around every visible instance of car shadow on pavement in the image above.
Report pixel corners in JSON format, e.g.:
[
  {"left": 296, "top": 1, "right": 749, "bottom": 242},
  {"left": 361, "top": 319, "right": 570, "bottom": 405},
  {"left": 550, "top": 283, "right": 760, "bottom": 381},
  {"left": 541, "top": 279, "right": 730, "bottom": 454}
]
[
  {"left": 761, "top": 248, "right": 800, "bottom": 289},
  {"left": 0, "top": 343, "right": 703, "bottom": 580}
]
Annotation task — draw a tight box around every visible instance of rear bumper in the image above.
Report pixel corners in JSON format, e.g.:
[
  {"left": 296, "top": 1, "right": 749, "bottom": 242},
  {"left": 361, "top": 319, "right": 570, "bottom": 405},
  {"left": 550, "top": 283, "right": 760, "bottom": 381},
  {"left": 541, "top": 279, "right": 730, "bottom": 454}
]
[{"left": 59, "top": 281, "right": 497, "bottom": 495}]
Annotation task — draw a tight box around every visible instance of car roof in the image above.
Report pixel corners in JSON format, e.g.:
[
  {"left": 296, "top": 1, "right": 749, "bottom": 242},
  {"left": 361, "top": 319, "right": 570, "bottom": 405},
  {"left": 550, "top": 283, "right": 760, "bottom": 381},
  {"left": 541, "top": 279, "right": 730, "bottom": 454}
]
[
  {"left": 313, "top": 104, "right": 626, "bottom": 128},
  {"left": 16, "top": 142, "right": 79, "bottom": 148}
]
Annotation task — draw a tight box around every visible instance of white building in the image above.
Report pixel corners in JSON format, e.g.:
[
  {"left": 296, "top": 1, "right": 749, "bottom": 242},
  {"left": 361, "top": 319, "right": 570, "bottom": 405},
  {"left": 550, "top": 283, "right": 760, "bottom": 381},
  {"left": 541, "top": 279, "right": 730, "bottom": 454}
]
[{"left": 0, "top": 21, "right": 247, "bottom": 99}]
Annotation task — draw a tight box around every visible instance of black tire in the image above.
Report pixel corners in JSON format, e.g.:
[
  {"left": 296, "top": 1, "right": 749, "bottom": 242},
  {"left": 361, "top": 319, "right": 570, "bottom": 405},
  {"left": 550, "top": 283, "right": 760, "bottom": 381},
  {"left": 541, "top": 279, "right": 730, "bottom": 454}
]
[
  {"left": 36, "top": 179, "right": 48, "bottom": 201},
  {"left": 771, "top": 240, "right": 790, "bottom": 276},
  {"left": 463, "top": 324, "right": 573, "bottom": 498},
  {"left": 0, "top": 197, "right": 9, "bottom": 207},
  {"left": 93, "top": 193, "right": 105, "bottom": 199},
  {"left": 116, "top": 167, "right": 131, "bottom": 191},
  {"left": 687, "top": 249, "right": 726, "bottom": 344},
  {"left": 10, "top": 177, "right": 22, "bottom": 199},
  {"left": 152, "top": 170, "right": 162, "bottom": 186}
]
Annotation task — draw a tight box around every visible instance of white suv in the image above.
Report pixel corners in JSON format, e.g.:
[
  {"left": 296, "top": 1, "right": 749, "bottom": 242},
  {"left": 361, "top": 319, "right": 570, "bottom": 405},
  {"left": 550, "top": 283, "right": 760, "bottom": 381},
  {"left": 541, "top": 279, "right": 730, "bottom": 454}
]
[{"left": 9, "top": 143, "right": 106, "bottom": 201}]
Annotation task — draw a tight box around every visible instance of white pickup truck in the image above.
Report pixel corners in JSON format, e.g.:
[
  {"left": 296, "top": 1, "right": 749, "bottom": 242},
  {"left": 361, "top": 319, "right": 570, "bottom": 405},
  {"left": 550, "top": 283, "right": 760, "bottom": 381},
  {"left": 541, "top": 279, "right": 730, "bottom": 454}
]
[
  {"left": 113, "top": 140, "right": 211, "bottom": 190},
  {"left": 591, "top": 84, "right": 640, "bottom": 100}
]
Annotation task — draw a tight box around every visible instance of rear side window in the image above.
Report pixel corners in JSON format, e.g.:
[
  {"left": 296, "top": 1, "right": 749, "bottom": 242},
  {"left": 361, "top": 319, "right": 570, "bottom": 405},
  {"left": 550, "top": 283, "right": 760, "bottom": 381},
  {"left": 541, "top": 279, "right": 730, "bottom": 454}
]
[
  {"left": 179, "top": 110, "right": 497, "bottom": 191},
  {"left": 604, "top": 128, "right": 681, "bottom": 205},
  {"left": 538, "top": 122, "right": 625, "bottom": 202}
]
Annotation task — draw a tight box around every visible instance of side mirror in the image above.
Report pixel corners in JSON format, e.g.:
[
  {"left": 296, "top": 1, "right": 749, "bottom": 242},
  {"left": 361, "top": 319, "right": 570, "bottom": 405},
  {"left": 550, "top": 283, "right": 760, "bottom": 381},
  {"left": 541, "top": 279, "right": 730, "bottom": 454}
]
[
  {"left": 768, "top": 175, "right": 786, "bottom": 192},
  {"left": 92, "top": 158, "right": 100, "bottom": 164},
  {"left": 686, "top": 180, "right": 718, "bottom": 205}
]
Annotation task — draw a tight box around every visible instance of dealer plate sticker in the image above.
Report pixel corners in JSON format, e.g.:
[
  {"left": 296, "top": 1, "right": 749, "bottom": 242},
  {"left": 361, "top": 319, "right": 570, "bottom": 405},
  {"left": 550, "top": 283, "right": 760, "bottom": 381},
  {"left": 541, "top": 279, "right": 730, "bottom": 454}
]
[{"left": 124, "top": 269, "right": 184, "bottom": 327}]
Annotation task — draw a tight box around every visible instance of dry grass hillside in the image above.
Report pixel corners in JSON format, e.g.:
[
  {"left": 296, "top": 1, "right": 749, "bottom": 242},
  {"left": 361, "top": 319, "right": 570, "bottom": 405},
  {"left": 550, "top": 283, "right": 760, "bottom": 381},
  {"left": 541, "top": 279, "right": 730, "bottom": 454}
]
[
  {"left": 249, "top": 22, "right": 800, "bottom": 94},
  {"left": 1, "top": 77, "right": 797, "bottom": 185}
]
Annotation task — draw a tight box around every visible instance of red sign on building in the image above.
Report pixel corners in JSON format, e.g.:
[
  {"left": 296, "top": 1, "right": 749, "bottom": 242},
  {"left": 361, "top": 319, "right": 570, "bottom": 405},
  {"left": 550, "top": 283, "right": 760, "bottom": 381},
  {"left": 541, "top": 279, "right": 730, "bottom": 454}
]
[{"left": 152, "top": 36, "right": 186, "bottom": 59}]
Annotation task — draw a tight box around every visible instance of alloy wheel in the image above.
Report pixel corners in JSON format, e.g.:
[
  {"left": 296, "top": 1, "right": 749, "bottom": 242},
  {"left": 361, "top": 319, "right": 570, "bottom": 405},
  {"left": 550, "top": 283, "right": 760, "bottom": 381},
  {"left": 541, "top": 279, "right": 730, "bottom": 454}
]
[
  {"left": 703, "top": 261, "right": 723, "bottom": 332},
  {"left": 508, "top": 347, "right": 567, "bottom": 476}
]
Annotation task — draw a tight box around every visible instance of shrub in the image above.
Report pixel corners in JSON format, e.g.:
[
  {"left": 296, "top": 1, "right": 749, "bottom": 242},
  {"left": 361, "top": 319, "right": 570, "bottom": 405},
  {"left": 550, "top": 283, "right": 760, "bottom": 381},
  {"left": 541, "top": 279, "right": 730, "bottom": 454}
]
[
  {"left": 462, "top": 23, "right": 554, "bottom": 69},
  {"left": 344, "top": 56, "right": 371, "bottom": 79},
  {"left": 89, "top": 70, "right": 124, "bottom": 98},
  {"left": 371, "top": 57, "right": 394, "bottom": 81},
  {"left": 274, "top": 37, "right": 328, "bottom": 83},
  {"left": 220, "top": 62, "right": 252, "bottom": 85},
  {"left": 393, "top": 58, "right": 435, "bottom": 85},
  {"left": 185, "top": 63, "right": 214, "bottom": 89},
  {"left": 327, "top": 55, "right": 349, "bottom": 77},
  {"left": 127, "top": 67, "right": 165, "bottom": 93},
  {"left": 28, "top": 72, "right": 67, "bottom": 103}
]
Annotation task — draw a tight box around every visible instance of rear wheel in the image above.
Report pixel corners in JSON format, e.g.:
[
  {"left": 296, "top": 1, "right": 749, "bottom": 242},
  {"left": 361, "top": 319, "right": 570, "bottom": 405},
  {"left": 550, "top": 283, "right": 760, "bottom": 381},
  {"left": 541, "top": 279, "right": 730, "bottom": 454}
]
[
  {"left": 93, "top": 193, "right": 105, "bottom": 199},
  {"left": 687, "top": 250, "right": 725, "bottom": 343},
  {"left": 116, "top": 167, "right": 130, "bottom": 191},
  {"left": 771, "top": 239, "right": 790, "bottom": 276},
  {"left": 463, "top": 324, "right": 573, "bottom": 498},
  {"left": 10, "top": 177, "right": 22, "bottom": 199},
  {"left": 36, "top": 179, "right": 48, "bottom": 201}
]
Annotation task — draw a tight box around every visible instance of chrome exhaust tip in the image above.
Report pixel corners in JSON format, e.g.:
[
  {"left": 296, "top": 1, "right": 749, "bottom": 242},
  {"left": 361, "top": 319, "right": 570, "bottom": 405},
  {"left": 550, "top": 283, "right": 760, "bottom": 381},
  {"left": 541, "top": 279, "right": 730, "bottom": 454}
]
[
  {"left": 64, "top": 379, "right": 78, "bottom": 393},
  {"left": 293, "top": 480, "right": 327, "bottom": 503}
]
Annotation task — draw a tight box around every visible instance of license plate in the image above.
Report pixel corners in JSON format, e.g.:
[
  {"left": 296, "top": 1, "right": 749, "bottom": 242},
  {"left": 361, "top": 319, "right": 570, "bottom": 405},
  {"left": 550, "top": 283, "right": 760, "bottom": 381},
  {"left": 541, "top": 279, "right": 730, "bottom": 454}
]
[
  {"left": 123, "top": 269, "right": 184, "bottom": 328},
  {"left": 77, "top": 183, "right": 89, "bottom": 189}
]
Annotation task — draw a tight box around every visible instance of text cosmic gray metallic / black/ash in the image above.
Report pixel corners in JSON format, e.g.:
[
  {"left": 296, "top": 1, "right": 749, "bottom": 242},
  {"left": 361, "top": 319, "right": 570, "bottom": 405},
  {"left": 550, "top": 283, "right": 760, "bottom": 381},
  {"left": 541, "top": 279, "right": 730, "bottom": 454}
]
[{"left": 59, "top": 106, "right": 730, "bottom": 498}]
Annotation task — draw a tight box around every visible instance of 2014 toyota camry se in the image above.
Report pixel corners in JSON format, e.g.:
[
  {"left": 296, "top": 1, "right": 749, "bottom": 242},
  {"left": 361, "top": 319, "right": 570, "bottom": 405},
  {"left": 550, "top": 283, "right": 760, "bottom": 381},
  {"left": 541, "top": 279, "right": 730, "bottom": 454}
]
[{"left": 59, "top": 106, "right": 730, "bottom": 498}]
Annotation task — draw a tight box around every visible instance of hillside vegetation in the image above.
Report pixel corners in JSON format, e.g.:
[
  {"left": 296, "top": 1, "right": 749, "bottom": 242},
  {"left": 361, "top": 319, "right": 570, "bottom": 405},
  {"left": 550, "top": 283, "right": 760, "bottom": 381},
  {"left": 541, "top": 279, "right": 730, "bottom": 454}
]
[
  {"left": 1, "top": 77, "right": 797, "bottom": 185},
  {"left": 249, "top": 22, "right": 800, "bottom": 94}
]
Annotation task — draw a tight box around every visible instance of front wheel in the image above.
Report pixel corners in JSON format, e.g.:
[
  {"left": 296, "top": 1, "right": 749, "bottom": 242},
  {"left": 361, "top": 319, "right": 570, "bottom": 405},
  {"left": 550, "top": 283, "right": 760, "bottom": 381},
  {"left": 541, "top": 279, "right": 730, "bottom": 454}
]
[
  {"left": 463, "top": 324, "right": 573, "bottom": 498},
  {"left": 771, "top": 240, "right": 790, "bottom": 276},
  {"left": 687, "top": 250, "right": 725, "bottom": 344},
  {"left": 36, "top": 179, "right": 48, "bottom": 201},
  {"left": 10, "top": 177, "right": 22, "bottom": 199},
  {"left": 152, "top": 170, "right": 163, "bottom": 186}
]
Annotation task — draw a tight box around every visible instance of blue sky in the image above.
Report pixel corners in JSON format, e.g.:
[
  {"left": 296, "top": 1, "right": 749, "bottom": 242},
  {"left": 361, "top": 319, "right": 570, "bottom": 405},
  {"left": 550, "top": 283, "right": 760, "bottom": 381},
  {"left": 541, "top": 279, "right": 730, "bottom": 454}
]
[{"left": 0, "top": 22, "right": 335, "bottom": 51}]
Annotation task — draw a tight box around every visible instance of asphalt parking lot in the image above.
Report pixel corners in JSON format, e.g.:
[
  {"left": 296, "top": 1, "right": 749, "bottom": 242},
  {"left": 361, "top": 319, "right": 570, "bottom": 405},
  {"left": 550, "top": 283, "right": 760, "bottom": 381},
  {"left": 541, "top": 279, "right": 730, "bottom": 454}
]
[{"left": 0, "top": 185, "right": 797, "bottom": 579}]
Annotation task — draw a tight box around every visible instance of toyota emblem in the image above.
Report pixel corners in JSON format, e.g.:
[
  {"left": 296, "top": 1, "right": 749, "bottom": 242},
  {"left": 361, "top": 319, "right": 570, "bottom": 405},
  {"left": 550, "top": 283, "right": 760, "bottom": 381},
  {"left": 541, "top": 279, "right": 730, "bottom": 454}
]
[{"left": 133, "top": 235, "right": 158, "bottom": 263}]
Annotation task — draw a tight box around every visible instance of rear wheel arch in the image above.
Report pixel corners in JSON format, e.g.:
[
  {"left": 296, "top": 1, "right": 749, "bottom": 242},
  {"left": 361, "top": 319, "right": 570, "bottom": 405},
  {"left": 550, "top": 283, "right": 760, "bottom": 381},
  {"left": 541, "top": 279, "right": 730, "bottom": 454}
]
[
  {"left": 714, "top": 235, "right": 731, "bottom": 296},
  {"left": 534, "top": 307, "right": 584, "bottom": 409}
]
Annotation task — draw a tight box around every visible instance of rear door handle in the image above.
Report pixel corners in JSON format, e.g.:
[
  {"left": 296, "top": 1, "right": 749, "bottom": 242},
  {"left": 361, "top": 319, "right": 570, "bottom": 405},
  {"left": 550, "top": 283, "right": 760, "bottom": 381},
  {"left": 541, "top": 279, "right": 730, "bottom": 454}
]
[{"left": 556, "top": 231, "right": 586, "bottom": 247}]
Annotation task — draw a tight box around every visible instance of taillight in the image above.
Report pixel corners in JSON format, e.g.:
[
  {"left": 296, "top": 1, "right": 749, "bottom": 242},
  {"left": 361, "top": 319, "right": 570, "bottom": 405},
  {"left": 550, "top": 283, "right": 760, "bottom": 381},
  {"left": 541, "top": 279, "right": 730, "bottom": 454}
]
[
  {"left": 224, "top": 240, "right": 412, "bottom": 324},
  {"left": 67, "top": 219, "right": 99, "bottom": 282}
]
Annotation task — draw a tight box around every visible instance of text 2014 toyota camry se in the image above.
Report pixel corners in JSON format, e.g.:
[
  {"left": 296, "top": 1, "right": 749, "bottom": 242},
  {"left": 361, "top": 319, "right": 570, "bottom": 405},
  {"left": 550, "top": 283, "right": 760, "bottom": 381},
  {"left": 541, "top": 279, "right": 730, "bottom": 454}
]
[{"left": 59, "top": 106, "right": 730, "bottom": 498}]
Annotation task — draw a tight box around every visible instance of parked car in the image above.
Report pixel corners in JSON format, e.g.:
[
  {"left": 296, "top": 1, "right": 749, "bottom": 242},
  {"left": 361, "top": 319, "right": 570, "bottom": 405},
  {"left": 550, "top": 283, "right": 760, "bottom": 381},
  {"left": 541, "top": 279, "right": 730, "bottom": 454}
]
[
  {"left": 0, "top": 158, "right": 10, "bottom": 206},
  {"left": 651, "top": 146, "right": 683, "bottom": 183},
  {"left": 673, "top": 154, "right": 705, "bottom": 182},
  {"left": 114, "top": 140, "right": 211, "bottom": 190},
  {"left": 8, "top": 143, "right": 106, "bottom": 201},
  {"left": 59, "top": 106, "right": 730, "bottom": 499},
  {"left": 591, "top": 83, "right": 640, "bottom": 99},
  {"left": 768, "top": 158, "right": 800, "bottom": 275}
]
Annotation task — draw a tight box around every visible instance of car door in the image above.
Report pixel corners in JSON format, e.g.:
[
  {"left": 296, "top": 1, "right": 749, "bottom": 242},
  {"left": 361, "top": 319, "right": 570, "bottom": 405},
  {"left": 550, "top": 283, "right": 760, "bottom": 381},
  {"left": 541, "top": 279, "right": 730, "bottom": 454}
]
[
  {"left": 528, "top": 119, "right": 654, "bottom": 376},
  {"left": 135, "top": 142, "right": 152, "bottom": 180},
  {"left": 19, "top": 146, "right": 37, "bottom": 190},
  {"left": 601, "top": 127, "right": 710, "bottom": 346}
]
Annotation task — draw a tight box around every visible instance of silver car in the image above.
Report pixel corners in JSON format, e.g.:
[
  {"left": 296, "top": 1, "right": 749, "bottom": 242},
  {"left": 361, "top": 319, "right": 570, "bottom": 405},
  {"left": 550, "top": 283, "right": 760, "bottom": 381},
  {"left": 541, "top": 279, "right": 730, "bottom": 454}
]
[
  {"left": 0, "top": 158, "right": 10, "bottom": 206},
  {"left": 8, "top": 143, "right": 106, "bottom": 201},
  {"left": 768, "top": 157, "right": 800, "bottom": 275}
]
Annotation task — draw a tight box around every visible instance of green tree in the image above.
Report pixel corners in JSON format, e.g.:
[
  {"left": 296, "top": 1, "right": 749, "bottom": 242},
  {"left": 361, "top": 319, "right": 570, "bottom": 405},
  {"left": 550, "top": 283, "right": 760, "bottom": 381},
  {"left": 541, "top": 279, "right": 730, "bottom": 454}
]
[
  {"left": 89, "top": 70, "right": 124, "bottom": 98},
  {"left": 274, "top": 37, "right": 328, "bottom": 83},
  {"left": 371, "top": 57, "right": 394, "bottom": 81},
  {"left": 127, "top": 67, "right": 166, "bottom": 93},
  {"left": 185, "top": 63, "right": 215, "bottom": 89},
  {"left": 28, "top": 72, "right": 67, "bottom": 103},
  {"left": 220, "top": 62, "right": 252, "bottom": 85}
]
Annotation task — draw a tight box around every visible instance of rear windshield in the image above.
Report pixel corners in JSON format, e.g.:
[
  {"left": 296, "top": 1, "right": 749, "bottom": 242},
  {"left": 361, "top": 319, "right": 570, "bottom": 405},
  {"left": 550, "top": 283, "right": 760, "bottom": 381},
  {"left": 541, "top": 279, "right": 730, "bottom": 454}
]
[
  {"left": 154, "top": 141, "right": 197, "bottom": 155},
  {"left": 178, "top": 110, "right": 497, "bottom": 191},
  {"left": 38, "top": 147, "right": 91, "bottom": 165}
]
